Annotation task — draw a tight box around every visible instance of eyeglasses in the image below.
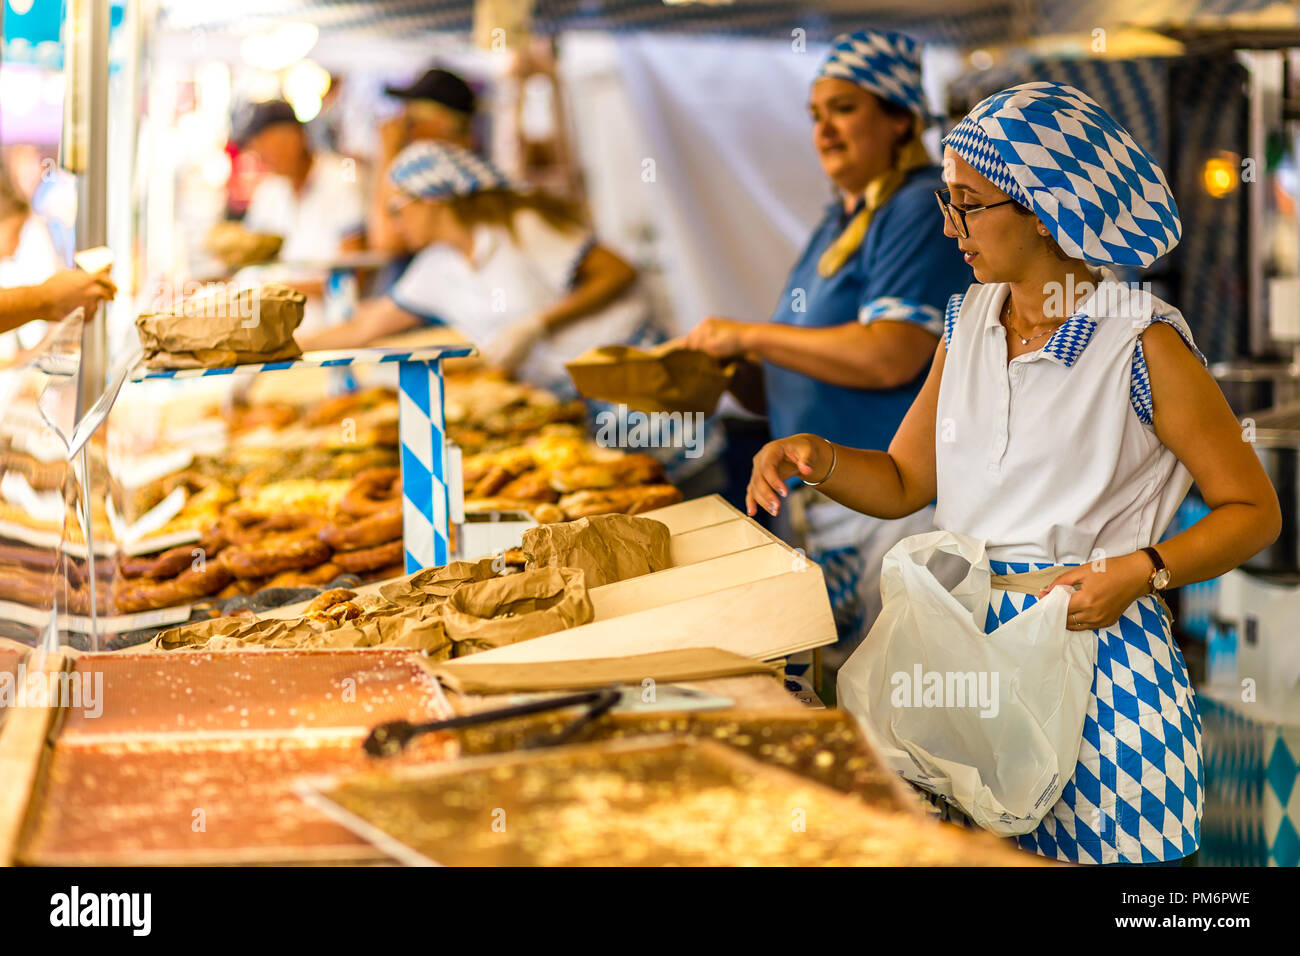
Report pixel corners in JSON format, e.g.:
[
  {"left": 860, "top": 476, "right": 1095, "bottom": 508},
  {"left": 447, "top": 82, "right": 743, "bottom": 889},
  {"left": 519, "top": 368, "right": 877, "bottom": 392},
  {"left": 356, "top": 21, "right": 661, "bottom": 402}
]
[{"left": 934, "top": 188, "right": 1017, "bottom": 239}]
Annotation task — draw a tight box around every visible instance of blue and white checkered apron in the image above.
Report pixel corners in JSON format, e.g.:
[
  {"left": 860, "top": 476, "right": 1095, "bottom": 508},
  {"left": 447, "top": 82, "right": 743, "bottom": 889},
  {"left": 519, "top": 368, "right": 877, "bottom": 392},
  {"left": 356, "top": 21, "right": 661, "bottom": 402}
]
[{"left": 918, "top": 558, "right": 1203, "bottom": 865}]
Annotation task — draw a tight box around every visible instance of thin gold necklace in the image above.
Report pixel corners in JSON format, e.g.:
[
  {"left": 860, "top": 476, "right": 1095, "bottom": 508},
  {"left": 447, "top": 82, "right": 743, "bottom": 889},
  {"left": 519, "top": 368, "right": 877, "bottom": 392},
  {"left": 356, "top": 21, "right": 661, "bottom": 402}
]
[{"left": 1002, "top": 296, "right": 1056, "bottom": 346}]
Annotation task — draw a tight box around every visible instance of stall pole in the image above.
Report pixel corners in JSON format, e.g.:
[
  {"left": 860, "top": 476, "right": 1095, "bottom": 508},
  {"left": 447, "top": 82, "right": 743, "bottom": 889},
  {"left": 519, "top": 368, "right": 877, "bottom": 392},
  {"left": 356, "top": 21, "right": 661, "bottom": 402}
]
[
  {"left": 63, "top": 0, "right": 112, "bottom": 412},
  {"left": 398, "top": 360, "right": 452, "bottom": 571}
]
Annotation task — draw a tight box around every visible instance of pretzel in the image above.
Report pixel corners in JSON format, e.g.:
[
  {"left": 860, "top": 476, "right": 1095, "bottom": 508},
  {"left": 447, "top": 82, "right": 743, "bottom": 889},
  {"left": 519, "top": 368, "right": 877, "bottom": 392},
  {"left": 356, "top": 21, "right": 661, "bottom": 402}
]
[
  {"left": 531, "top": 503, "right": 565, "bottom": 524},
  {"left": 0, "top": 563, "right": 50, "bottom": 606},
  {"left": 550, "top": 454, "right": 666, "bottom": 493},
  {"left": 558, "top": 484, "right": 682, "bottom": 519},
  {"left": 340, "top": 468, "right": 401, "bottom": 517},
  {"left": 304, "top": 588, "right": 358, "bottom": 615},
  {"left": 332, "top": 539, "right": 403, "bottom": 574},
  {"left": 264, "top": 562, "right": 344, "bottom": 590},
  {"left": 214, "top": 578, "right": 265, "bottom": 600},
  {"left": 497, "top": 469, "right": 559, "bottom": 503},
  {"left": 218, "top": 535, "right": 332, "bottom": 580},
  {"left": 120, "top": 535, "right": 227, "bottom": 580},
  {"left": 470, "top": 465, "right": 514, "bottom": 499},
  {"left": 219, "top": 510, "right": 325, "bottom": 545},
  {"left": 319, "top": 506, "right": 402, "bottom": 551},
  {"left": 112, "top": 563, "right": 233, "bottom": 613},
  {"left": 365, "top": 561, "right": 407, "bottom": 582}
]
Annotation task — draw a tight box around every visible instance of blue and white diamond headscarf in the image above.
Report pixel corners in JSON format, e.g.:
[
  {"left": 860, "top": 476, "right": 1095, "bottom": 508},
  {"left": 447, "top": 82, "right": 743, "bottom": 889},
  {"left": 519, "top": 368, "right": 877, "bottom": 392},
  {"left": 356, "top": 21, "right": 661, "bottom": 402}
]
[
  {"left": 942, "top": 82, "right": 1181, "bottom": 267},
  {"left": 817, "top": 30, "right": 931, "bottom": 121},
  {"left": 388, "top": 140, "right": 510, "bottom": 201}
]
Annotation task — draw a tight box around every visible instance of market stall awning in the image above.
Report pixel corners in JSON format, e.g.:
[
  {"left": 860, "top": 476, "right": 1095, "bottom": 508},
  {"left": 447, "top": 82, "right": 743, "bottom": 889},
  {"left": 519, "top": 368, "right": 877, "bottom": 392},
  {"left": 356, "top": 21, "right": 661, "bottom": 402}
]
[{"left": 155, "top": 0, "right": 1021, "bottom": 46}]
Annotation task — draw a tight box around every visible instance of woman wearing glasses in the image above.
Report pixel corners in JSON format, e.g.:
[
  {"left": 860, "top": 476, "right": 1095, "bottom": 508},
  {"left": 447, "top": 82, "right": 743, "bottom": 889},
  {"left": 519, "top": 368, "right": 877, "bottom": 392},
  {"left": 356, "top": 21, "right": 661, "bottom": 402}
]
[
  {"left": 298, "top": 141, "right": 651, "bottom": 394},
  {"left": 749, "top": 82, "right": 1281, "bottom": 865},
  {"left": 683, "top": 30, "right": 971, "bottom": 661}
]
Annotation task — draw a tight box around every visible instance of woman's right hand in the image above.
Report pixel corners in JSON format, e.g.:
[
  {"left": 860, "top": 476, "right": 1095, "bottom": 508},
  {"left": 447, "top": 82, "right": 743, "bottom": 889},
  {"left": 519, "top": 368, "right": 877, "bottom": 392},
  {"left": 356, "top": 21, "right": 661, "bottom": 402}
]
[
  {"left": 683, "top": 316, "right": 754, "bottom": 359},
  {"left": 747, "top": 433, "right": 831, "bottom": 517},
  {"left": 41, "top": 269, "right": 116, "bottom": 320}
]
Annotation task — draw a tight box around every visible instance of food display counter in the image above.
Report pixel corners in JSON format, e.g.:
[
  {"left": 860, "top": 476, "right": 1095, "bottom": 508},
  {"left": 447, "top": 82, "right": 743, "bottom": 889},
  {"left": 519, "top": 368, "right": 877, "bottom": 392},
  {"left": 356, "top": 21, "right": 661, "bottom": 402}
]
[{"left": 0, "top": 311, "right": 1053, "bottom": 866}]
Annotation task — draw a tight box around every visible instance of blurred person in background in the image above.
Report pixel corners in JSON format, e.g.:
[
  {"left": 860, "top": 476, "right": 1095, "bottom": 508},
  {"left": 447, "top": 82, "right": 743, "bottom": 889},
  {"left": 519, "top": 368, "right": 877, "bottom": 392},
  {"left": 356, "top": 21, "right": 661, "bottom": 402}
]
[
  {"left": 683, "top": 30, "right": 971, "bottom": 667},
  {"left": 0, "top": 163, "right": 113, "bottom": 364},
  {"left": 0, "top": 164, "right": 60, "bottom": 289},
  {"left": 237, "top": 99, "right": 367, "bottom": 264},
  {"left": 367, "top": 67, "right": 478, "bottom": 258},
  {"left": 5, "top": 145, "right": 75, "bottom": 267},
  {"left": 298, "top": 140, "right": 654, "bottom": 396}
]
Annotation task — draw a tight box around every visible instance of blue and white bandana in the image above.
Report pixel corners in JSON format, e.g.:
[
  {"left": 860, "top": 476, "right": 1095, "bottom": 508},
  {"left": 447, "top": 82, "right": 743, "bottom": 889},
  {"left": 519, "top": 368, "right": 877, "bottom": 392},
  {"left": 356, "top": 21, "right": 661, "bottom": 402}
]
[
  {"left": 817, "top": 30, "right": 931, "bottom": 120},
  {"left": 388, "top": 140, "right": 510, "bottom": 201},
  {"left": 943, "top": 82, "right": 1180, "bottom": 267}
]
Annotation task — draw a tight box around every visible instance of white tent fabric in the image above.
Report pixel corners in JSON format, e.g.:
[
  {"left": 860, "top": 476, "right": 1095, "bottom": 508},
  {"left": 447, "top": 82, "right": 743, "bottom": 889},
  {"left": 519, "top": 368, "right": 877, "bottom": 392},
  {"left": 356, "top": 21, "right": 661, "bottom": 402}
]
[{"left": 602, "top": 33, "right": 829, "bottom": 333}]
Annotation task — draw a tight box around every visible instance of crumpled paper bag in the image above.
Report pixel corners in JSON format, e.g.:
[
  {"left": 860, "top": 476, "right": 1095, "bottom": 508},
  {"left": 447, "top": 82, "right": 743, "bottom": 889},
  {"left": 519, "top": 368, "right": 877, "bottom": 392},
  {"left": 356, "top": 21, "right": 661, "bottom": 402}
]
[
  {"left": 522, "top": 514, "right": 670, "bottom": 587},
  {"left": 565, "top": 343, "right": 734, "bottom": 414},
  {"left": 205, "top": 221, "right": 283, "bottom": 269},
  {"left": 136, "top": 283, "right": 305, "bottom": 369},
  {"left": 443, "top": 566, "right": 592, "bottom": 656},
  {"left": 149, "top": 601, "right": 449, "bottom": 656},
  {"left": 379, "top": 558, "right": 497, "bottom": 607}
]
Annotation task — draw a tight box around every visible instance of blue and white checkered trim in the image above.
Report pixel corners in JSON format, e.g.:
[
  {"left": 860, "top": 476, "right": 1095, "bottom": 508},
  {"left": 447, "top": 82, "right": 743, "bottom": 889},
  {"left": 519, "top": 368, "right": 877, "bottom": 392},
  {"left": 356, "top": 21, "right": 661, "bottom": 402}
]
[
  {"left": 1130, "top": 315, "right": 1208, "bottom": 426},
  {"left": 943, "top": 82, "right": 1181, "bottom": 267},
  {"left": 810, "top": 543, "right": 866, "bottom": 645},
  {"left": 1040, "top": 313, "right": 1098, "bottom": 367},
  {"left": 389, "top": 140, "right": 510, "bottom": 201},
  {"left": 984, "top": 562, "right": 1203, "bottom": 864},
  {"left": 943, "top": 115, "right": 1032, "bottom": 206},
  {"left": 858, "top": 296, "right": 942, "bottom": 336},
  {"left": 942, "top": 292, "right": 965, "bottom": 349},
  {"left": 129, "top": 345, "right": 474, "bottom": 381},
  {"left": 818, "top": 29, "right": 931, "bottom": 119}
]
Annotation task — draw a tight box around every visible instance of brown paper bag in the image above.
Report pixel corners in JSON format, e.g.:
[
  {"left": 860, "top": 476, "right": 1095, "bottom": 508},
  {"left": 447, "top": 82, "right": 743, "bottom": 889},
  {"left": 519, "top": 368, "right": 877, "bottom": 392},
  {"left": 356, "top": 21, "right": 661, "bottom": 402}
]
[
  {"left": 379, "top": 558, "right": 497, "bottom": 607},
  {"left": 565, "top": 343, "right": 734, "bottom": 414},
  {"left": 205, "top": 222, "right": 283, "bottom": 268},
  {"left": 136, "top": 283, "right": 306, "bottom": 370},
  {"left": 150, "top": 601, "right": 450, "bottom": 655},
  {"left": 522, "top": 514, "right": 670, "bottom": 587},
  {"left": 326, "top": 604, "right": 451, "bottom": 658},
  {"left": 444, "top": 567, "right": 593, "bottom": 656}
]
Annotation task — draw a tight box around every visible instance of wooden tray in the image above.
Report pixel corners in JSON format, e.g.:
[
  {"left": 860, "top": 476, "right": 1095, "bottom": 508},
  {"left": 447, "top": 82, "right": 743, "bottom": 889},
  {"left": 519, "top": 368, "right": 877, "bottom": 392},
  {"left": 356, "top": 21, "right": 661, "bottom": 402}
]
[{"left": 298, "top": 737, "right": 1045, "bottom": 867}]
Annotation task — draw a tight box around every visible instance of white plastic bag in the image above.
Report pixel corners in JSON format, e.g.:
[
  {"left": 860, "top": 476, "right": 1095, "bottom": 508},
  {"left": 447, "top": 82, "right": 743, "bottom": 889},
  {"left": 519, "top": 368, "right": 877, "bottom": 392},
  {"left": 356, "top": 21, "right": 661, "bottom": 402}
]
[{"left": 837, "top": 530, "right": 1097, "bottom": 835}]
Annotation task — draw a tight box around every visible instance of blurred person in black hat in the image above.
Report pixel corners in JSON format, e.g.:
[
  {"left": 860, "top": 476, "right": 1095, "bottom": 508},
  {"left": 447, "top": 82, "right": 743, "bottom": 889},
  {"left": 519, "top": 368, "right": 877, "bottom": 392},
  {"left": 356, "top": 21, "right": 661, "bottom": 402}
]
[
  {"left": 367, "top": 67, "right": 478, "bottom": 256},
  {"left": 236, "top": 98, "right": 367, "bottom": 265}
]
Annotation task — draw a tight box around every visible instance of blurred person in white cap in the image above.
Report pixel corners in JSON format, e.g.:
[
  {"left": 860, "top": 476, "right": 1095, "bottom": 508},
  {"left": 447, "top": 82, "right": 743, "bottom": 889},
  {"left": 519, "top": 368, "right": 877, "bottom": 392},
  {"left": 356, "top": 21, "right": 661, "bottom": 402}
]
[
  {"left": 367, "top": 68, "right": 478, "bottom": 257},
  {"left": 297, "top": 140, "right": 653, "bottom": 393}
]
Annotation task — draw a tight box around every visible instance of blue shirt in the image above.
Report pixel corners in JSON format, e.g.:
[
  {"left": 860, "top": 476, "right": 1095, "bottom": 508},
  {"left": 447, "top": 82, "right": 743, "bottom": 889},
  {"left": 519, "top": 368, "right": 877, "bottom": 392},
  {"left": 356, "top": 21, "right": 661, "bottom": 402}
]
[{"left": 763, "top": 165, "right": 972, "bottom": 448}]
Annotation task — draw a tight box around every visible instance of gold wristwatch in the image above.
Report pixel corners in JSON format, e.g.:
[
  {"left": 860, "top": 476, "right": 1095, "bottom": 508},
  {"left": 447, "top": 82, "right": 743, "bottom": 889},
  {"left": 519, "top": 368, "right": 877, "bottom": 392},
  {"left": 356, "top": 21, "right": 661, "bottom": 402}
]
[{"left": 1141, "top": 546, "right": 1171, "bottom": 592}]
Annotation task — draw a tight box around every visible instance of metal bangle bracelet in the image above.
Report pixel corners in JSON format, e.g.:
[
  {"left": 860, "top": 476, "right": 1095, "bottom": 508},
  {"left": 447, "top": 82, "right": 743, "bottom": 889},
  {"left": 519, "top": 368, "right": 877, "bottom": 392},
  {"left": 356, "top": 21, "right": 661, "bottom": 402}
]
[{"left": 802, "top": 438, "right": 837, "bottom": 486}]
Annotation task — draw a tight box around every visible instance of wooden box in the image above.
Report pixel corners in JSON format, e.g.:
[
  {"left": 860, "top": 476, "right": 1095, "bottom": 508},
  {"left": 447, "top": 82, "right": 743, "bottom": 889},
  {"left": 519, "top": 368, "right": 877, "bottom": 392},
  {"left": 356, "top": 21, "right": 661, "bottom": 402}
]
[{"left": 462, "top": 494, "right": 835, "bottom": 664}]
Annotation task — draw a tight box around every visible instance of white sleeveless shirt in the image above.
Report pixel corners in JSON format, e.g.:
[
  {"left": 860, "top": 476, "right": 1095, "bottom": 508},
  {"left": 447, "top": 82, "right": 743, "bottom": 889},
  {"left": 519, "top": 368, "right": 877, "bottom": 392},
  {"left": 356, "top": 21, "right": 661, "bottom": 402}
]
[{"left": 933, "top": 278, "right": 1205, "bottom": 566}]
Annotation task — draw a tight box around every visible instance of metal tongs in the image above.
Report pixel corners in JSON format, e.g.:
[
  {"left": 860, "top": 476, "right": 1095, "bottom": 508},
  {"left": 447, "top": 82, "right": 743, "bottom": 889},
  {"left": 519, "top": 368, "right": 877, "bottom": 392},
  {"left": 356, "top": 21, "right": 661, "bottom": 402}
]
[{"left": 363, "top": 686, "right": 622, "bottom": 757}]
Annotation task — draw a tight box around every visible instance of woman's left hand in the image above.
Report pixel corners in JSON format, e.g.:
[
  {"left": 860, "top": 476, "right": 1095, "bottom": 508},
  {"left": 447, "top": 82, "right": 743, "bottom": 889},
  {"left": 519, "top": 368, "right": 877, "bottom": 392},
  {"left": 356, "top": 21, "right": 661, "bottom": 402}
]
[
  {"left": 683, "top": 317, "right": 756, "bottom": 359},
  {"left": 1040, "top": 552, "right": 1153, "bottom": 631}
]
